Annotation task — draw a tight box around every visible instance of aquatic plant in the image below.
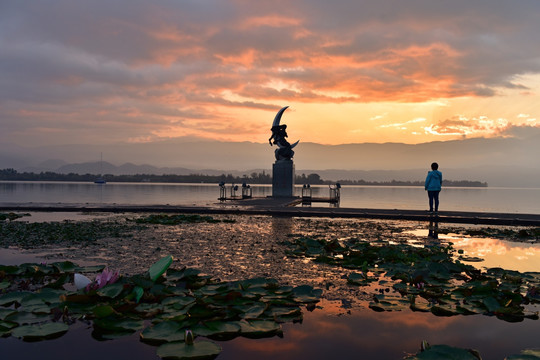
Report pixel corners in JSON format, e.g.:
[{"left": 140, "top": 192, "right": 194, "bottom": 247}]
[
  {"left": 404, "top": 341, "right": 540, "bottom": 360},
  {"left": 0, "top": 212, "right": 27, "bottom": 221},
  {"left": 0, "top": 220, "right": 138, "bottom": 247},
  {"left": 285, "top": 237, "right": 540, "bottom": 322},
  {"left": 0, "top": 256, "right": 321, "bottom": 359}
]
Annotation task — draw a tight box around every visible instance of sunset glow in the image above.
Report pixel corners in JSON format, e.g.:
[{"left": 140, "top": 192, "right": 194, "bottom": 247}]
[{"left": 1, "top": 1, "right": 539, "bottom": 147}]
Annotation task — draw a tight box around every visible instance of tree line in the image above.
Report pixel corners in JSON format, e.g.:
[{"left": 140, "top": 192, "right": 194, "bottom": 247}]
[{"left": 0, "top": 168, "right": 487, "bottom": 187}]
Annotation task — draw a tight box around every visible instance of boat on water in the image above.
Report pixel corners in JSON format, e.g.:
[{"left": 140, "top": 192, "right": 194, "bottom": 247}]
[{"left": 94, "top": 152, "right": 106, "bottom": 184}]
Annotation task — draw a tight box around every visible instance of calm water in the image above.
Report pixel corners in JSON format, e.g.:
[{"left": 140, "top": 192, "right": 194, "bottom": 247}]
[
  {"left": 1, "top": 235, "right": 539, "bottom": 360},
  {"left": 1, "top": 181, "right": 539, "bottom": 214}
]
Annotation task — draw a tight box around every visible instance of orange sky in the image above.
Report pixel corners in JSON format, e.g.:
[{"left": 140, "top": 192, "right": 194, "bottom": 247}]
[{"left": 1, "top": 1, "right": 539, "bottom": 147}]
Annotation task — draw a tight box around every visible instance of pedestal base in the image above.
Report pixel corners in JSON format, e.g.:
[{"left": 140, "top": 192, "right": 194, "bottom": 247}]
[{"left": 272, "top": 160, "right": 295, "bottom": 197}]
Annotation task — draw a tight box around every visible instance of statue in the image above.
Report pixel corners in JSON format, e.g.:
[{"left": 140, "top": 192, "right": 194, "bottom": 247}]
[{"left": 268, "top": 106, "right": 299, "bottom": 161}]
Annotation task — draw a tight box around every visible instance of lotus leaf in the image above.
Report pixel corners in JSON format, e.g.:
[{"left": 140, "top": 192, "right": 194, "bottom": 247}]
[
  {"left": 192, "top": 321, "right": 241, "bottom": 338},
  {"left": 506, "top": 349, "right": 540, "bottom": 360},
  {"left": 5, "top": 311, "right": 52, "bottom": 325},
  {"left": 132, "top": 286, "right": 144, "bottom": 303},
  {"left": 93, "top": 305, "right": 116, "bottom": 318},
  {"left": 51, "top": 261, "right": 78, "bottom": 273},
  {"left": 0, "top": 320, "right": 17, "bottom": 329},
  {"left": 76, "top": 265, "right": 107, "bottom": 273},
  {"left": 240, "top": 303, "right": 267, "bottom": 319},
  {"left": 405, "top": 344, "right": 482, "bottom": 359},
  {"left": 149, "top": 255, "right": 173, "bottom": 282},
  {"left": 482, "top": 296, "right": 502, "bottom": 313},
  {"left": 162, "top": 296, "right": 196, "bottom": 309},
  {"left": 264, "top": 306, "right": 302, "bottom": 318},
  {"left": 11, "top": 322, "right": 69, "bottom": 341},
  {"left": 292, "top": 285, "right": 323, "bottom": 303},
  {"left": 93, "top": 316, "right": 144, "bottom": 333},
  {"left": 0, "top": 291, "right": 31, "bottom": 307},
  {"left": 156, "top": 340, "right": 222, "bottom": 360},
  {"left": 239, "top": 320, "right": 282, "bottom": 339},
  {"left": 96, "top": 283, "right": 125, "bottom": 298},
  {"left": 140, "top": 321, "right": 185, "bottom": 345},
  {"left": 238, "top": 277, "right": 279, "bottom": 289},
  {"left": 0, "top": 308, "right": 16, "bottom": 320}
]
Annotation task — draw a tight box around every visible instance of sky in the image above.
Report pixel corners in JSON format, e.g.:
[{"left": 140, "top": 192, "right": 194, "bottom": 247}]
[{"left": 1, "top": 0, "right": 540, "bottom": 148}]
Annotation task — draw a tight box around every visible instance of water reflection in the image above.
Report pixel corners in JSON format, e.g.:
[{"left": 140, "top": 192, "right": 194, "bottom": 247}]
[
  {"left": 411, "top": 224, "right": 540, "bottom": 273},
  {"left": 450, "top": 236, "right": 540, "bottom": 273},
  {"left": 219, "top": 302, "right": 540, "bottom": 359},
  {"left": 272, "top": 216, "right": 294, "bottom": 239},
  {"left": 428, "top": 218, "right": 439, "bottom": 239}
]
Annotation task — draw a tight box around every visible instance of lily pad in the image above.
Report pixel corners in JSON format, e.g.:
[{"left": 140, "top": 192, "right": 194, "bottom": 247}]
[
  {"left": 292, "top": 285, "right": 323, "bottom": 303},
  {"left": 240, "top": 304, "right": 267, "bottom": 320},
  {"left": 11, "top": 322, "right": 69, "bottom": 341},
  {"left": 239, "top": 320, "right": 282, "bottom": 339},
  {"left": 405, "top": 344, "right": 482, "bottom": 359},
  {"left": 96, "top": 283, "right": 125, "bottom": 299},
  {"left": 0, "top": 308, "right": 16, "bottom": 320},
  {"left": 192, "top": 321, "right": 241, "bottom": 338},
  {"left": 93, "top": 317, "right": 144, "bottom": 333},
  {"left": 156, "top": 340, "right": 222, "bottom": 360},
  {"left": 93, "top": 305, "right": 117, "bottom": 318},
  {"left": 5, "top": 311, "right": 52, "bottom": 325},
  {"left": 140, "top": 321, "right": 185, "bottom": 345},
  {"left": 506, "top": 349, "right": 540, "bottom": 360},
  {"left": 0, "top": 291, "right": 31, "bottom": 307}
]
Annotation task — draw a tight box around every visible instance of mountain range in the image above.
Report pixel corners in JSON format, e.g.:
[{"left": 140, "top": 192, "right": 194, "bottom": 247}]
[{"left": 1, "top": 128, "right": 539, "bottom": 187}]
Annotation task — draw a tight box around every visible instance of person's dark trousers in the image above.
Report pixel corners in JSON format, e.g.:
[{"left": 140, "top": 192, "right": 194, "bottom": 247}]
[{"left": 428, "top": 190, "right": 440, "bottom": 212}]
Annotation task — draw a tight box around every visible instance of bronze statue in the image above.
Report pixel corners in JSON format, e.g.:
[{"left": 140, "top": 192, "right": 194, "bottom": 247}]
[{"left": 269, "top": 106, "right": 299, "bottom": 161}]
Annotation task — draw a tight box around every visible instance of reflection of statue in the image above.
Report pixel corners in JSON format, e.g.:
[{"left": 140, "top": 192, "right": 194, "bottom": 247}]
[{"left": 269, "top": 106, "right": 299, "bottom": 161}]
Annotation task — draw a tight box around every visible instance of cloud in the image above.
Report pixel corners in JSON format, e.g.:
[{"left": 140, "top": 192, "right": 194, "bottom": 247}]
[
  {"left": 1, "top": 1, "right": 540, "bottom": 146},
  {"left": 424, "top": 115, "right": 517, "bottom": 137},
  {"left": 379, "top": 117, "right": 427, "bottom": 128}
]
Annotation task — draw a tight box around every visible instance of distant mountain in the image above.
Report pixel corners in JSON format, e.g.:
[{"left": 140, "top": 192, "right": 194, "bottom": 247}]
[
  {"left": 1, "top": 126, "right": 539, "bottom": 187},
  {"left": 55, "top": 162, "right": 193, "bottom": 176}
]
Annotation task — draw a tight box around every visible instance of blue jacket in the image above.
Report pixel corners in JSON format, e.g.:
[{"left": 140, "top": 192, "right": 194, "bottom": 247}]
[{"left": 425, "top": 170, "right": 442, "bottom": 191}]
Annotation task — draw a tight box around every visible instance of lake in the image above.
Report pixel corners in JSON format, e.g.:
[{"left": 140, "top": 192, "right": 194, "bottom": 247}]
[
  {"left": 1, "top": 186, "right": 540, "bottom": 359},
  {"left": 1, "top": 181, "right": 539, "bottom": 214}
]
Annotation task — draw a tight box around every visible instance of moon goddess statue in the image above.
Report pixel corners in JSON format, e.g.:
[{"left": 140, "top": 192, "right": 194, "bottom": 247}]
[{"left": 268, "top": 106, "right": 299, "bottom": 161}]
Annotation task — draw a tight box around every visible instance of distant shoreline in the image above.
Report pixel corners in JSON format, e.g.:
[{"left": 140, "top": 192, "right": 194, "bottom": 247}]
[{"left": 0, "top": 168, "right": 488, "bottom": 187}]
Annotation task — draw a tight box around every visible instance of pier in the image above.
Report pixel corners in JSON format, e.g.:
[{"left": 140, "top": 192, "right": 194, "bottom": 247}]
[{"left": 2, "top": 197, "right": 540, "bottom": 226}]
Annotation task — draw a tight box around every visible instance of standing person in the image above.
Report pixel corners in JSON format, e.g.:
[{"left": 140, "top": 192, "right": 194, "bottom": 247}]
[{"left": 425, "top": 162, "right": 442, "bottom": 212}]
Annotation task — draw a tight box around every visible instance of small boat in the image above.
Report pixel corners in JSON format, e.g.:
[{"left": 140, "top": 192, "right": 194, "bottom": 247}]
[{"left": 94, "top": 152, "right": 106, "bottom": 184}]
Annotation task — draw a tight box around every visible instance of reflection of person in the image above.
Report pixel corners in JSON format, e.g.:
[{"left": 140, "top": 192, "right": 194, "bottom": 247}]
[
  {"left": 425, "top": 162, "right": 442, "bottom": 212},
  {"left": 428, "top": 220, "right": 439, "bottom": 239}
]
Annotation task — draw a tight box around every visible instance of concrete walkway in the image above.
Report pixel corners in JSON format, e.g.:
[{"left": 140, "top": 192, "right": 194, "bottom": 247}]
[{"left": 2, "top": 196, "right": 540, "bottom": 226}]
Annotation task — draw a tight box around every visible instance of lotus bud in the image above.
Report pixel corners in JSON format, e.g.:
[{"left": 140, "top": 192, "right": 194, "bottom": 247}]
[
  {"left": 185, "top": 329, "right": 194, "bottom": 345},
  {"left": 74, "top": 273, "right": 92, "bottom": 290}
]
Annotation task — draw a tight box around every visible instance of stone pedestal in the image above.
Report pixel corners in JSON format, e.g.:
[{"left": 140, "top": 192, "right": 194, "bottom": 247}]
[{"left": 272, "top": 160, "right": 295, "bottom": 197}]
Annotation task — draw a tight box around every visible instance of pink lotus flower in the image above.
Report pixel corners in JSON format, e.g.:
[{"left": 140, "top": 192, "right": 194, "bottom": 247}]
[{"left": 85, "top": 268, "right": 120, "bottom": 291}]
